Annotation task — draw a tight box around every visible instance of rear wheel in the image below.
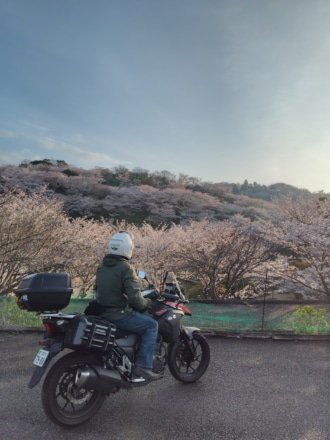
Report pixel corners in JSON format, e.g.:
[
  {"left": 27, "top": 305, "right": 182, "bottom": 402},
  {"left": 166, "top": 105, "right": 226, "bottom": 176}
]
[
  {"left": 41, "top": 352, "right": 106, "bottom": 427},
  {"left": 168, "top": 332, "right": 210, "bottom": 383}
]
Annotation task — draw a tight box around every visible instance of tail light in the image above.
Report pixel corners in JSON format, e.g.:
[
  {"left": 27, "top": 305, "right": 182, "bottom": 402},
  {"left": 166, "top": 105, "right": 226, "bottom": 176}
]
[
  {"left": 42, "top": 318, "right": 70, "bottom": 337},
  {"left": 43, "top": 322, "right": 54, "bottom": 335}
]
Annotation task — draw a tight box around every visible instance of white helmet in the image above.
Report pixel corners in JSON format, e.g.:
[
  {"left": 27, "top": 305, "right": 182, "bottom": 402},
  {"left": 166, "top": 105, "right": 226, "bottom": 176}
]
[{"left": 108, "top": 231, "right": 135, "bottom": 259}]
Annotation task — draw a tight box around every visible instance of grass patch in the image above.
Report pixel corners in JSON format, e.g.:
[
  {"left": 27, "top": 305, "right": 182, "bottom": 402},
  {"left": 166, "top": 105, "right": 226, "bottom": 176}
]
[
  {"left": 0, "top": 295, "right": 42, "bottom": 327},
  {"left": 62, "top": 299, "right": 89, "bottom": 314},
  {"left": 0, "top": 296, "right": 89, "bottom": 327}
]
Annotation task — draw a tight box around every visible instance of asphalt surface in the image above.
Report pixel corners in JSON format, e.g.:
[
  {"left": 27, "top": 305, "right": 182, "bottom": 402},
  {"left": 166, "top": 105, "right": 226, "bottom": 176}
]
[{"left": 0, "top": 331, "right": 329, "bottom": 440}]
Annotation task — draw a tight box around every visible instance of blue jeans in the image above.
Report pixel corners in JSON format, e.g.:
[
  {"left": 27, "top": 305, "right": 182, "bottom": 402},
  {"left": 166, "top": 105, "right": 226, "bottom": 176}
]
[{"left": 111, "top": 311, "right": 158, "bottom": 369}]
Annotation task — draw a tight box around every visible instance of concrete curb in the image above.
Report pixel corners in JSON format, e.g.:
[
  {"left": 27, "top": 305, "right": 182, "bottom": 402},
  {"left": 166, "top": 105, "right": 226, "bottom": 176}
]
[
  {"left": 0, "top": 325, "right": 44, "bottom": 333},
  {"left": 1, "top": 325, "right": 330, "bottom": 340},
  {"left": 203, "top": 331, "right": 330, "bottom": 341}
]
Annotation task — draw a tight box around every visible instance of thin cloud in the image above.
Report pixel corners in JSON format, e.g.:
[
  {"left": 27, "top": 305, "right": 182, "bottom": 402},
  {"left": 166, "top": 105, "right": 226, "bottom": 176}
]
[
  {"left": 0, "top": 130, "right": 21, "bottom": 138},
  {"left": 38, "top": 137, "right": 132, "bottom": 168},
  {"left": 21, "top": 120, "right": 50, "bottom": 132},
  {"left": 0, "top": 148, "right": 33, "bottom": 165}
]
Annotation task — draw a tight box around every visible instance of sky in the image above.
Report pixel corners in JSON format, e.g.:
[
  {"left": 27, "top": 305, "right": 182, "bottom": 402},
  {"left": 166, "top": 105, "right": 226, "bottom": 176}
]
[{"left": 1, "top": 0, "right": 330, "bottom": 193}]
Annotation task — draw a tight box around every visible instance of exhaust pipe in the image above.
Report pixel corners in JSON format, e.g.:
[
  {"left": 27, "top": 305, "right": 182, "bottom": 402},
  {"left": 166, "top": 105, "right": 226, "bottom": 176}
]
[{"left": 75, "top": 366, "right": 131, "bottom": 392}]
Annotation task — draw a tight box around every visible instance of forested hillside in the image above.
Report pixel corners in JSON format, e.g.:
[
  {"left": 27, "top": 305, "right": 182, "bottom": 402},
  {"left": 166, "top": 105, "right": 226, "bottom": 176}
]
[
  {"left": 0, "top": 159, "right": 329, "bottom": 300},
  {"left": 0, "top": 159, "right": 317, "bottom": 225}
]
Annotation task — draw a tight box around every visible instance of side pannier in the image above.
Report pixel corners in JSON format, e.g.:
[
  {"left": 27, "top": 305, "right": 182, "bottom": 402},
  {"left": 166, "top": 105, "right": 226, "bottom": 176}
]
[{"left": 64, "top": 314, "right": 116, "bottom": 353}]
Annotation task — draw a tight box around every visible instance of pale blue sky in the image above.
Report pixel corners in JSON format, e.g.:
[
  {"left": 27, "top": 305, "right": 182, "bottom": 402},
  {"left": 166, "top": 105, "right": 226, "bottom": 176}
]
[{"left": 1, "top": 0, "right": 330, "bottom": 192}]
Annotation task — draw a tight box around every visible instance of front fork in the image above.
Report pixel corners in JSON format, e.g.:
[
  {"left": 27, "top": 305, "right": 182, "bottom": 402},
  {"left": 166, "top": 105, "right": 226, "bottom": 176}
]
[{"left": 179, "top": 326, "right": 201, "bottom": 359}]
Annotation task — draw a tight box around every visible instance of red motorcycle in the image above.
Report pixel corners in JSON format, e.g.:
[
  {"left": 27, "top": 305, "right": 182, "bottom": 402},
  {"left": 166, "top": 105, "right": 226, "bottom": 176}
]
[{"left": 15, "top": 271, "right": 210, "bottom": 427}]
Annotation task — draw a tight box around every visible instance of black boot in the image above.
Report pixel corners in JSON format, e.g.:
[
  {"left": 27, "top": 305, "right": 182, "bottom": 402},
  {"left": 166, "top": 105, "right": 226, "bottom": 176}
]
[{"left": 133, "top": 365, "right": 164, "bottom": 381}]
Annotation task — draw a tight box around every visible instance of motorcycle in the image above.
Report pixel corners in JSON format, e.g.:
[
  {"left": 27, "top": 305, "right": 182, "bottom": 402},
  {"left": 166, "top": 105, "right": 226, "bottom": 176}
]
[{"left": 15, "top": 271, "right": 210, "bottom": 427}]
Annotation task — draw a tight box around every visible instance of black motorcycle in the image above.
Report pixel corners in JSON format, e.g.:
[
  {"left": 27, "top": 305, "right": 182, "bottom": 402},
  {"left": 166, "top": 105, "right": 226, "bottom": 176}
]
[{"left": 15, "top": 271, "right": 210, "bottom": 427}]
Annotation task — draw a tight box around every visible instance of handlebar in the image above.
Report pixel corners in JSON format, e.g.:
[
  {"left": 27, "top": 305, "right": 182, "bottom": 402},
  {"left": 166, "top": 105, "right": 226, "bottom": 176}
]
[
  {"left": 139, "top": 270, "right": 187, "bottom": 302},
  {"left": 142, "top": 288, "right": 189, "bottom": 304},
  {"left": 161, "top": 292, "right": 189, "bottom": 304}
]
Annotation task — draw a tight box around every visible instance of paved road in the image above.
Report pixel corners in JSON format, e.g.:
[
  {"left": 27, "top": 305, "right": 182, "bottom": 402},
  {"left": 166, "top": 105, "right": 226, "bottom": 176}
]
[{"left": 0, "top": 332, "right": 329, "bottom": 440}]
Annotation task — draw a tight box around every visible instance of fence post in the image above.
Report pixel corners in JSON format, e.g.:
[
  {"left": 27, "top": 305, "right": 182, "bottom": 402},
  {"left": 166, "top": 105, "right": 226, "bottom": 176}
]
[{"left": 261, "top": 270, "right": 268, "bottom": 332}]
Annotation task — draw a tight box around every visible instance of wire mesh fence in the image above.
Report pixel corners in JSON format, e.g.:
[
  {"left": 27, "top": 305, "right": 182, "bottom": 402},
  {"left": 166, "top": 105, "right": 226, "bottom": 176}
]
[
  {"left": 1, "top": 296, "right": 330, "bottom": 336},
  {"left": 181, "top": 300, "right": 330, "bottom": 335}
]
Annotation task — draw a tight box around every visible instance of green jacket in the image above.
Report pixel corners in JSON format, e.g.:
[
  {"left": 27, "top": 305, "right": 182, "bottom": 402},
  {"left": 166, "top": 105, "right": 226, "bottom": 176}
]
[{"left": 95, "top": 254, "right": 151, "bottom": 321}]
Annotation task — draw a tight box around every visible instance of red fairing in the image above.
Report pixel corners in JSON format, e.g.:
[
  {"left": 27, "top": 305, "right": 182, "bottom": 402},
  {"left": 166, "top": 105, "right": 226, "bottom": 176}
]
[
  {"left": 177, "top": 304, "right": 192, "bottom": 316},
  {"left": 164, "top": 301, "right": 191, "bottom": 316}
]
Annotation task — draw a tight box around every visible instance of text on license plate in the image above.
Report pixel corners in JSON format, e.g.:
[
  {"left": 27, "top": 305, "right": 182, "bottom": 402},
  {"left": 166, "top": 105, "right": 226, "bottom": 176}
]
[{"left": 33, "top": 349, "right": 49, "bottom": 367}]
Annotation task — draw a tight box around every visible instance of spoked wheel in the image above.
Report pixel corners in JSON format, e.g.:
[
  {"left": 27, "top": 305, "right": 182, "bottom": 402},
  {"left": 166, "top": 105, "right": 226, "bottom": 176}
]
[
  {"left": 168, "top": 332, "right": 210, "bottom": 383},
  {"left": 41, "top": 352, "right": 106, "bottom": 427}
]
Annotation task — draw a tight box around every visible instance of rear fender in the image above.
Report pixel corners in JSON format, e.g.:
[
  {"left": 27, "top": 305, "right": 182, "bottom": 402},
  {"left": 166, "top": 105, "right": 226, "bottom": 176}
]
[{"left": 28, "top": 340, "right": 63, "bottom": 389}]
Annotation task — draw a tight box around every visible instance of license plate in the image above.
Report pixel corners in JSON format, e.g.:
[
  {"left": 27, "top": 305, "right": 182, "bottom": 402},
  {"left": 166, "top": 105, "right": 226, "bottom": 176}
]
[{"left": 33, "top": 349, "right": 49, "bottom": 367}]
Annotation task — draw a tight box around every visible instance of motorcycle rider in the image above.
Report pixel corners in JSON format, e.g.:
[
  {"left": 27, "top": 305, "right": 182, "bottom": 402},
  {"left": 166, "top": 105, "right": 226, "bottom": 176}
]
[{"left": 95, "top": 231, "right": 163, "bottom": 381}]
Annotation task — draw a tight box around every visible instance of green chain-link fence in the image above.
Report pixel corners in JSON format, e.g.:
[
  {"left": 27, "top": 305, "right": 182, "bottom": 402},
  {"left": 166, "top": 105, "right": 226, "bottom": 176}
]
[
  {"left": 182, "top": 300, "right": 330, "bottom": 335},
  {"left": 1, "top": 296, "right": 330, "bottom": 335}
]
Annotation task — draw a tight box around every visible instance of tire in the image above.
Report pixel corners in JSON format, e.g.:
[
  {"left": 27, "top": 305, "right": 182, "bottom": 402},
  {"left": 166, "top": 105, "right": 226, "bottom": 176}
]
[
  {"left": 41, "top": 352, "right": 106, "bottom": 427},
  {"left": 168, "top": 332, "right": 210, "bottom": 383}
]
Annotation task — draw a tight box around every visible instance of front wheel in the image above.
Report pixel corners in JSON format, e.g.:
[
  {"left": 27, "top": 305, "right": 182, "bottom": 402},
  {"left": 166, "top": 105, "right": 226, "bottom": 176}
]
[
  {"left": 168, "top": 332, "right": 210, "bottom": 383},
  {"left": 41, "top": 352, "right": 106, "bottom": 427}
]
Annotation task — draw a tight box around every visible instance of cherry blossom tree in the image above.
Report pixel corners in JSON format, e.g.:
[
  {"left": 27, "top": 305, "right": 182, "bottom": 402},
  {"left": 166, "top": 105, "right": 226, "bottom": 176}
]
[
  {"left": 131, "top": 223, "right": 179, "bottom": 290},
  {"left": 0, "top": 187, "right": 117, "bottom": 296},
  {"left": 0, "top": 188, "right": 73, "bottom": 295},
  {"left": 64, "top": 218, "right": 115, "bottom": 294},
  {"left": 258, "top": 195, "right": 330, "bottom": 298},
  {"left": 171, "top": 219, "right": 273, "bottom": 299}
]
